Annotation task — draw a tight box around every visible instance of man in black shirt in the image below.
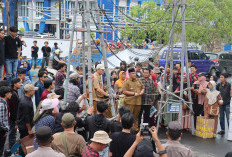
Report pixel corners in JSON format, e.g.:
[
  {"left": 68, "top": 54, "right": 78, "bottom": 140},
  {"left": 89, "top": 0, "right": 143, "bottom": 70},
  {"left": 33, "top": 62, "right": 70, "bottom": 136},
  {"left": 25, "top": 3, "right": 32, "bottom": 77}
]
[
  {"left": 0, "top": 29, "right": 5, "bottom": 80},
  {"left": 31, "top": 41, "right": 39, "bottom": 69},
  {"left": 8, "top": 78, "right": 21, "bottom": 149},
  {"left": 41, "top": 41, "right": 51, "bottom": 68},
  {"left": 109, "top": 113, "right": 136, "bottom": 157},
  {"left": 17, "top": 84, "right": 38, "bottom": 142},
  {"left": 4, "top": 26, "right": 21, "bottom": 82},
  {"left": 85, "top": 101, "right": 111, "bottom": 141},
  {"left": 110, "top": 106, "right": 130, "bottom": 133},
  {"left": 216, "top": 73, "right": 231, "bottom": 135}
]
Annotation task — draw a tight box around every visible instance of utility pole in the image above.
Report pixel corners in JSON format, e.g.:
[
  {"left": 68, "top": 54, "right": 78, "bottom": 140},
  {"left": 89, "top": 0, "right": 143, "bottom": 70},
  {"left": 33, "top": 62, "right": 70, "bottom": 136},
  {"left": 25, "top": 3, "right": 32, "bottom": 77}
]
[
  {"left": 82, "top": 0, "right": 86, "bottom": 94},
  {"left": 94, "top": 0, "right": 115, "bottom": 116},
  {"left": 6, "top": 0, "right": 10, "bottom": 34},
  {"left": 63, "top": 0, "right": 78, "bottom": 104},
  {"left": 14, "top": 0, "right": 18, "bottom": 28},
  {"left": 59, "top": 0, "right": 62, "bottom": 39},
  {"left": 156, "top": 0, "right": 177, "bottom": 132},
  {"left": 181, "top": 0, "right": 195, "bottom": 135},
  {"left": 86, "top": 0, "right": 93, "bottom": 106}
]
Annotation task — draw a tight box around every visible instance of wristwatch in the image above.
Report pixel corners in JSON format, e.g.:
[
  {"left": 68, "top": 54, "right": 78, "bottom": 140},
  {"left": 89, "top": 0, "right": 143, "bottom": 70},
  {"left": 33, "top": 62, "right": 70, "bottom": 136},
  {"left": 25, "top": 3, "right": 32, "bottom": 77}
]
[{"left": 158, "top": 150, "right": 167, "bottom": 155}]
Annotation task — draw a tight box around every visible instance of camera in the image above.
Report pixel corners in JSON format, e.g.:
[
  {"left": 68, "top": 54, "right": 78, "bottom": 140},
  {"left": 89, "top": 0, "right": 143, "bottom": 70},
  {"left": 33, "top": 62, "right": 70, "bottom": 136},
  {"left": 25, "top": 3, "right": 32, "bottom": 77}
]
[{"left": 141, "top": 123, "right": 150, "bottom": 136}]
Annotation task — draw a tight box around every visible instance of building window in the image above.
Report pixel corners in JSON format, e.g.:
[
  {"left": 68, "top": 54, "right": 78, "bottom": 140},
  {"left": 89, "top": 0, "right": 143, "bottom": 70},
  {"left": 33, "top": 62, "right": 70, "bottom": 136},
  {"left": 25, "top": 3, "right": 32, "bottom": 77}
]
[
  {"left": 118, "top": 7, "right": 126, "bottom": 20},
  {"left": 18, "top": 2, "right": 29, "bottom": 17},
  {"left": 36, "top": 2, "right": 44, "bottom": 17}
]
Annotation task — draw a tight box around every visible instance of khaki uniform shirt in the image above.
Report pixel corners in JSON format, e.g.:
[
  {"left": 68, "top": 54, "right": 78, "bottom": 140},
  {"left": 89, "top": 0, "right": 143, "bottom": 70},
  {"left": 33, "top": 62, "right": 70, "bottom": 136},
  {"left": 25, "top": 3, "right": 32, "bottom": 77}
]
[
  {"left": 93, "top": 72, "right": 104, "bottom": 99},
  {"left": 122, "top": 78, "right": 145, "bottom": 105},
  {"left": 51, "top": 132, "right": 86, "bottom": 156},
  {"left": 154, "top": 140, "right": 193, "bottom": 157}
]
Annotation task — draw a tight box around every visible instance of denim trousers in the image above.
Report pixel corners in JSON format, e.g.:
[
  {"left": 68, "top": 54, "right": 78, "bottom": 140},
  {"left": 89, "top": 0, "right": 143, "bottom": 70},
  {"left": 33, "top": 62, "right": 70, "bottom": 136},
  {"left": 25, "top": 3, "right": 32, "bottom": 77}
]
[
  {"left": 0, "top": 65, "right": 3, "bottom": 80},
  {"left": 31, "top": 57, "right": 38, "bottom": 69},
  {"left": 8, "top": 120, "right": 17, "bottom": 149},
  {"left": 42, "top": 57, "right": 49, "bottom": 69},
  {"left": 5, "top": 59, "right": 18, "bottom": 82},
  {"left": 219, "top": 104, "right": 230, "bottom": 131}
]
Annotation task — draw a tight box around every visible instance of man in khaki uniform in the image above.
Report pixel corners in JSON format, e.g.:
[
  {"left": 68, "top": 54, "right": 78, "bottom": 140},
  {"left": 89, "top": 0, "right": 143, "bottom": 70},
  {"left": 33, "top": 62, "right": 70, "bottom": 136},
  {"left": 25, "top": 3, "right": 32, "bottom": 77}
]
[
  {"left": 92, "top": 64, "right": 111, "bottom": 116},
  {"left": 122, "top": 68, "right": 144, "bottom": 131}
]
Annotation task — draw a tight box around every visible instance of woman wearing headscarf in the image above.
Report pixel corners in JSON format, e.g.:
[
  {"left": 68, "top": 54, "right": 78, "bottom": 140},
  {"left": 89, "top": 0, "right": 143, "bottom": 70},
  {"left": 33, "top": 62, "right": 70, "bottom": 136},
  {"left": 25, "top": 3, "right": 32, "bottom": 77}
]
[
  {"left": 204, "top": 81, "right": 222, "bottom": 137},
  {"left": 115, "top": 71, "right": 126, "bottom": 95},
  {"left": 192, "top": 74, "right": 208, "bottom": 127}
]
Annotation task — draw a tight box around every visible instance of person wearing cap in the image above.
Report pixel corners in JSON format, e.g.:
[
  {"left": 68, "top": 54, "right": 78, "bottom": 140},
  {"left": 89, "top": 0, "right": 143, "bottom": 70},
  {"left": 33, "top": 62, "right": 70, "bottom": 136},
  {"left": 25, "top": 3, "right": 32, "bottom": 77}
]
[
  {"left": 93, "top": 64, "right": 109, "bottom": 113},
  {"left": 40, "top": 79, "right": 54, "bottom": 101},
  {"left": 17, "top": 84, "right": 38, "bottom": 156},
  {"left": 52, "top": 113, "right": 86, "bottom": 156},
  {"left": 33, "top": 98, "right": 60, "bottom": 150},
  {"left": 35, "top": 70, "right": 48, "bottom": 107},
  {"left": 122, "top": 68, "right": 145, "bottom": 131},
  {"left": 41, "top": 41, "right": 51, "bottom": 69},
  {"left": 66, "top": 72, "right": 82, "bottom": 103},
  {"left": 0, "top": 86, "right": 12, "bottom": 156},
  {"left": 82, "top": 130, "right": 112, "bottom": 157},
  {"left": 155, "top": 121, "right": 193, "bottom": 157},
  {"left": 52, "top": 49, "right": 65, "bottom": 70},
  {"left": 55, "top": 63, "right": 66, "bottom": 90},
  {"left": 4, "top": 26, "right": 21, "bottom": 82},
  {"left": 26, "top": 126, "right": 65, "bottom": 157},
  {"left": 8, "top": 78, "right": 22, "bottom": 149}
]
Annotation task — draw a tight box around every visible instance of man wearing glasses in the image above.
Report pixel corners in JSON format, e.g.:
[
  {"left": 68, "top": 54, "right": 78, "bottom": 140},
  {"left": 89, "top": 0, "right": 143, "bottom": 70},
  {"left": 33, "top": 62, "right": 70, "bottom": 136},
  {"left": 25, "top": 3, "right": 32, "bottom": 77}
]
[{"left": 35, "top": 71, "right": 48, "bottom": 107}]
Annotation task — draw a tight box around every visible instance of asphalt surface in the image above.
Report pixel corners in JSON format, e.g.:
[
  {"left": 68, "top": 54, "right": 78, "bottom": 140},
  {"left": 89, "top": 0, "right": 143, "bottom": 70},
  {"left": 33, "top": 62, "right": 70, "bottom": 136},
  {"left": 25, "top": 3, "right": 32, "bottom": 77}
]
[{"left": 157, "top": 120, "right": 232, "bottom": 157}]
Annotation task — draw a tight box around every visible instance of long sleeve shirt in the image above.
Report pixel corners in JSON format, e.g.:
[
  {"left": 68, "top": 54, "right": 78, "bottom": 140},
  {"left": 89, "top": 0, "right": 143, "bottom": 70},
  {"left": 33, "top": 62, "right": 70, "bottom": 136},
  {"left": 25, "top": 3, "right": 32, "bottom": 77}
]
[{"left": 0, "top": 98, "right": 9, "bottom": 131}]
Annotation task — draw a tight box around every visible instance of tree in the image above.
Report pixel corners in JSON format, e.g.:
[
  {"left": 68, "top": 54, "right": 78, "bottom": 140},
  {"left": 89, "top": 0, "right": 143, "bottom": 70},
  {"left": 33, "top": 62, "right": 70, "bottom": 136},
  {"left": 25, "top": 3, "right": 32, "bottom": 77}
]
[{"left": 123, "top": 0, "right": 232, "bottom": 50}]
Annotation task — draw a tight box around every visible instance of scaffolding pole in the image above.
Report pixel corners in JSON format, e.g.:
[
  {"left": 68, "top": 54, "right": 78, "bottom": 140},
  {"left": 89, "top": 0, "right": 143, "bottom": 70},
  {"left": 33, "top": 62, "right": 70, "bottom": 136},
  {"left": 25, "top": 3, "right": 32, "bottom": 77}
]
[
  {"left": 63, "top": 0, "right": 78, "bottom": 104},
  {"left": 94, "top": 0, "right": 116, "bottom": 117},
  {"left": 82, "top": 0, "right": 86, "bottom": 94},
  {"left": 86, "top": 0, "right": 93, "bottom": 106}
]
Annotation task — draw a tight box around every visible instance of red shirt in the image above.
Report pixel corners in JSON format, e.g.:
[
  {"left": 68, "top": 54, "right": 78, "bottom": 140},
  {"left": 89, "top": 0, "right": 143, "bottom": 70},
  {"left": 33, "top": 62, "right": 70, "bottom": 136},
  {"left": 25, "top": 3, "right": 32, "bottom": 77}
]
[
  {"left": 82, "top": 145, "right": 99, "bottom": 157},
  {"left": 40, "top": 89, "right": 51, "bottom": 101}
]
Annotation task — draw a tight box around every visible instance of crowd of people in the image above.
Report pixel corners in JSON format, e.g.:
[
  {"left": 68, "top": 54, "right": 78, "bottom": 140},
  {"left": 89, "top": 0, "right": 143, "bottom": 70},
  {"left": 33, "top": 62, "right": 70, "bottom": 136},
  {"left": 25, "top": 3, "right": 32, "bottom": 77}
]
[{"left": 0, "top": 26, "right": 232, "bottom": 157}]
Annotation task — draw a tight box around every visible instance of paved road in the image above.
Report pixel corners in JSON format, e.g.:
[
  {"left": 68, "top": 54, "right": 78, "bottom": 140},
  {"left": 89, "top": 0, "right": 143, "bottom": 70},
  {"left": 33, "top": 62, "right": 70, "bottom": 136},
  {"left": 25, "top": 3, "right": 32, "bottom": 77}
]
[{"left": 158, "top": 125, "right": 232, "bottom": 157}]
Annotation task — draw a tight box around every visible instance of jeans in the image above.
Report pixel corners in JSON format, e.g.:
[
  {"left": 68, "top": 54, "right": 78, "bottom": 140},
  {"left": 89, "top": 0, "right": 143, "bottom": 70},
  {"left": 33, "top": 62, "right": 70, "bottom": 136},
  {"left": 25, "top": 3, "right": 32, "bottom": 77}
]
[
  {"left": 5, "top": 59, "right": 18, "bottom": 82},
  {"left": 0, "top": 65, "right": 3, "bottom": 80},
  {"left": 31, "top": 57, "right": 37, "bottom": 69},
  {"left": 219, "top": 104, "right": 230, "bottom": 131},
  {"left": 8, "top": 120, "right": 17, "bottom": 149},
  {"left": 42, "top": 57, "right": 49, "bottom": 69}
]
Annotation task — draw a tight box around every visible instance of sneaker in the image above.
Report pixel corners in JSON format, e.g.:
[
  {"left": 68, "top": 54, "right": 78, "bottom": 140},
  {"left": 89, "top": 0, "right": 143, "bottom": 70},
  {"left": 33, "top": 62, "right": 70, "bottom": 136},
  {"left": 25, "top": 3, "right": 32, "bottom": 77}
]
[{"left": 217, "top": 130, "right": 225, "bottom": 135}]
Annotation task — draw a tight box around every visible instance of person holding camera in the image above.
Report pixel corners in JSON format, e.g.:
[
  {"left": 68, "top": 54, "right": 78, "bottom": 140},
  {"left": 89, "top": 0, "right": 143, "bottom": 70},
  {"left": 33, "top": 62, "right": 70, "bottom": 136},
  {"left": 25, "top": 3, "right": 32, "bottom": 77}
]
[{"left": 123, "top": 126, "right": 167, "bottom": 157}]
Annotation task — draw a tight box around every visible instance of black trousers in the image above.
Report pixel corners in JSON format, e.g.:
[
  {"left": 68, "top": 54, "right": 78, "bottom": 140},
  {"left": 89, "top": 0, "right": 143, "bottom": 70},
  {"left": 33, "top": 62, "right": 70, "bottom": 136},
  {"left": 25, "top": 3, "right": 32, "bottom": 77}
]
[
  {"left": 139, "top": 105, "right": 152, "bottom": 126},
  {"left": 0, "top": 129, "right": 7, "bottom": 156}
]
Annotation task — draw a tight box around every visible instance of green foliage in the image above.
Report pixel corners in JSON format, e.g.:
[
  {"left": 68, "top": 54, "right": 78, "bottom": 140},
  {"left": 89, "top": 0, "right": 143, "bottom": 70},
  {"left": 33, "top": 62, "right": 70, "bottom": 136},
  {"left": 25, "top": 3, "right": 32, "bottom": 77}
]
[
  {"left": 90, "top": 32, "right": 95, "bottom": 39},
  {"left": 19, "top": 28, "right": 25, "bottom": 33},
  {"left": 123, "top": 0, "right": 232, "bottom": 48}
]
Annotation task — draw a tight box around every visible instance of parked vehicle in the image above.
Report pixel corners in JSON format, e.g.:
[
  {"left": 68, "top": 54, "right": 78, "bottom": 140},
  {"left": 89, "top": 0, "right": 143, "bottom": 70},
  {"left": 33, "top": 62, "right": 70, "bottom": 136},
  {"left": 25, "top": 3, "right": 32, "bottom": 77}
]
[
  {"left": 205, "top": 52, "right": 221, "bottom": 66},
  {"left": 23, "top": 31, "right": 40, "bottom": 37},
  {"left": 159, "top": 48, "right": 215, "bottom": 74},
  {"left": 34, "top": 33, "right": 56, "bottom": 39}
]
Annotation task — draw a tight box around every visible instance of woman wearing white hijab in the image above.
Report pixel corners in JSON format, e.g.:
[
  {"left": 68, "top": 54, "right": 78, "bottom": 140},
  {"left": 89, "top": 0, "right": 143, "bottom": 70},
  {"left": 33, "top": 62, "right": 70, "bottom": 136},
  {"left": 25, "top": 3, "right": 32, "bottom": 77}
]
[{"left": 204, "top": 81, "right": 223, "bottom": 137}]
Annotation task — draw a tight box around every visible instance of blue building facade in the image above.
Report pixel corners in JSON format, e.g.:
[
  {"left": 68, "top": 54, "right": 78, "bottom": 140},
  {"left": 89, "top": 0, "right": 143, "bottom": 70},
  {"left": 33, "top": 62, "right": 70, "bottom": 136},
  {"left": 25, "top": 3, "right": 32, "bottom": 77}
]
[{"left": 3, "top": 0, "right": 166, "bottom": 40}]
